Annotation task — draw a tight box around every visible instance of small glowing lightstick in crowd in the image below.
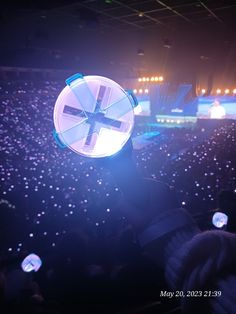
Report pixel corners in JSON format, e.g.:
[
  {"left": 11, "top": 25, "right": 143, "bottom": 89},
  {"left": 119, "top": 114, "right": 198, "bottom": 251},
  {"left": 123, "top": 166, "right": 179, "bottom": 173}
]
[
  {"left": 53, "top": 74, "right": 138, "bottom": 158},
  {"left": 212, "top": 212, "right": 228, "bottom": 228},
  {"left": 21, "top": 254, "right": 42, "bottom": 272}
]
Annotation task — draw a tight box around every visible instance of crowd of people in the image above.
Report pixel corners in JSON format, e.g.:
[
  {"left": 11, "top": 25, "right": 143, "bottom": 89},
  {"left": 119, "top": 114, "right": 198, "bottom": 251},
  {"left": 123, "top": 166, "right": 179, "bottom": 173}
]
[{"left": 0, "top": 79, "right": 236, "bottom": 313}]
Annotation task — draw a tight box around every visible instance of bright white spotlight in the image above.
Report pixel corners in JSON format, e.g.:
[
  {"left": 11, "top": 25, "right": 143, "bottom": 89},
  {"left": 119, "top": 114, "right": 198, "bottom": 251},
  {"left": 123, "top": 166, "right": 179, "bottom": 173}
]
[
  {"left": 216, "top": 89, "right": 221, "bottom": 94},
  {"left": 159, "top": 76, "right": 163, "bottom": 81},
  {"left": 139, "top": 89, "right": 143, "bottom": 93},
  {"left": 138, "top": 78, "right": 142, "bottom": 82},
  {"left": 21, "top": 254, "right": 42, "bottom": 272},
  {"left": 212, "top": 212, "right": 228, "bottom": 228},
  {"left": 133, "top": 89, "right": 137, "bottom": 94},
  {"left": 233, "top": 89, "right": 236, "bottom": 94},
  {"left": 225, "top": 89, "right": 229, "bottom": 94},
  {"left": 201, "top": 88, "right": 206, "bottom": 94},
  {"left": 53, "top": 74, "right": 135, "bottom": 158},
  {"left": 144, "top": 88, "right": 149, "bottom": 93}
]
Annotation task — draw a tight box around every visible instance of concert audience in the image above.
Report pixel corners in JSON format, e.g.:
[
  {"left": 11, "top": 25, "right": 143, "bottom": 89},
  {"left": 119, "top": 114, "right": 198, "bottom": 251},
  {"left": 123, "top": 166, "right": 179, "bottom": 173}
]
[{"left": 0, "top": 80, "right": 236, "bottom": 313}]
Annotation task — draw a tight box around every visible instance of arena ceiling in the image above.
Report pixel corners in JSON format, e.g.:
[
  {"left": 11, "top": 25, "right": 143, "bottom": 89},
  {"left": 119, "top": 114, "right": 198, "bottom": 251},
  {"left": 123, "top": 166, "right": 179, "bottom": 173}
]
[
  {"left": 1, "top": 1, "right": 236, "bottom": 77},
  {"left": 2, "top": 0, "right": 236, "bottom": 31}
]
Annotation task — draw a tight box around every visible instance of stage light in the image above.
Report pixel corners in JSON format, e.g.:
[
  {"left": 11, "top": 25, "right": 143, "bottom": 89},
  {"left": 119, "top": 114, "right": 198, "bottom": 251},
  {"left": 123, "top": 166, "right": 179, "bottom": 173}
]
[
  {"left": 138, "top": 12, "right": 144, "bottom": 17},
  {"left": 133, "top": 89, "right": 137, "bottom": 94},
  {"left": 159, "top": 76, "right": 163, "bottom": 81},
  {"left": 225, "top": 89, "right": 229, "bottom": 94},
  {"left": 137, "top": 49, "right": 144, "bottom": 56},
  {"left": 216, "top": 89, "right": 221, "bottom": 94},
  {"left": 212, "top": 212, "right": 228, "bottom": 228},
  {"left": 21, "top": 254, "right": 42, "bottom": 272},
  {"left": 151, "top": 77, "right": 154, "bottom": 81},
  {"left": 142, "top": 77, "right": 146, "bottom": 82},
  {"left": 233, "top": 89, "right": 236, "bottom": 94},
  {"left": 154, "top": 77, "right": 159, "bottom": 81},
  {"left": 144, "top": 88, "right": 149, "bottom": 93},
  {"left": 201, "top": 88, "right": 206, "bottom": 94},
  {"left": 146, "top": 77, "right": 150, "bottom": 82},
  {"left": 139, "top": 89, "right": 143, "bottom": 93},
  {"left": 53, "top": 74, "right": 135, "bottom": 158},
  {"left": 138, "top": 78, "right": 142, "bottom": 82}
]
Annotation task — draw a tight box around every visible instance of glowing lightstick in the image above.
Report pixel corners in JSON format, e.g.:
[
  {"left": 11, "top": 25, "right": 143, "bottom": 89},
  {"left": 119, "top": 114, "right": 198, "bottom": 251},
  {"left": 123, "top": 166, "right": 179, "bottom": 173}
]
[
  {"left": 53, "top": 74, "right": 138, "bottom": 158},
  {"left": 212, "top": 212, "right": 228, "bottom": 228},
  {"left": 21, "top": 254, "right": 42, "bottom": 272}
]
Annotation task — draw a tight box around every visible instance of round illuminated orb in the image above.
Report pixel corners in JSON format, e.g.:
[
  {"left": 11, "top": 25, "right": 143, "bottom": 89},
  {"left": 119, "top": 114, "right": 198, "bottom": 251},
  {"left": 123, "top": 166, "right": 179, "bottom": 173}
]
[
  {"left": 21, "top": 254, "right": 42, "bottom": 272},
  {"left": 212, "top": 212, "right": 228, "bottom": 228},
  {"left": 53, "top": 74, "right": 135, "bottom": 158}
]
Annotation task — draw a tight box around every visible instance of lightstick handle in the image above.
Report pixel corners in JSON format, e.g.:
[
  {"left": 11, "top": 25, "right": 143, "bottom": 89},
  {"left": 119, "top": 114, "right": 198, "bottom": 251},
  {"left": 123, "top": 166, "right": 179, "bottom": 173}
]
[{"left": 100, "top": 139, "right": 149, "bottom": 216}]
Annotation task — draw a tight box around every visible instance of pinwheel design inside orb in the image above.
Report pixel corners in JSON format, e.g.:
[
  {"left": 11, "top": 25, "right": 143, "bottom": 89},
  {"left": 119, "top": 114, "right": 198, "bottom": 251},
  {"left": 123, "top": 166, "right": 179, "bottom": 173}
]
[
  {"left": 21, "top": 253, "right": 42, "bottom": 272},
  {"left": 53, "top": 74, "right": 136, "bottom": 158}
]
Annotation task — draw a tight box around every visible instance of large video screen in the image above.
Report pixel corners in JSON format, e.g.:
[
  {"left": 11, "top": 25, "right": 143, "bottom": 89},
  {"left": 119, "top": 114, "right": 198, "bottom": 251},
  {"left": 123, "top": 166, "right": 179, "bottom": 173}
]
[{"left": 197, "top": 96, "right": 236, "bottom": 119}]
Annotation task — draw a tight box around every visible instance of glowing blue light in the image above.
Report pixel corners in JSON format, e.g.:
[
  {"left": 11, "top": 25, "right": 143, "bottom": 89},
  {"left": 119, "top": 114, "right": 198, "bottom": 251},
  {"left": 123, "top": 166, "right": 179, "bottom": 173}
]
[
  {"left": 212, "top": 212, "right": 228, "bottom": 228},
  {"left": 21, "top": 254, "right": 42, "bottom": 272}
]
